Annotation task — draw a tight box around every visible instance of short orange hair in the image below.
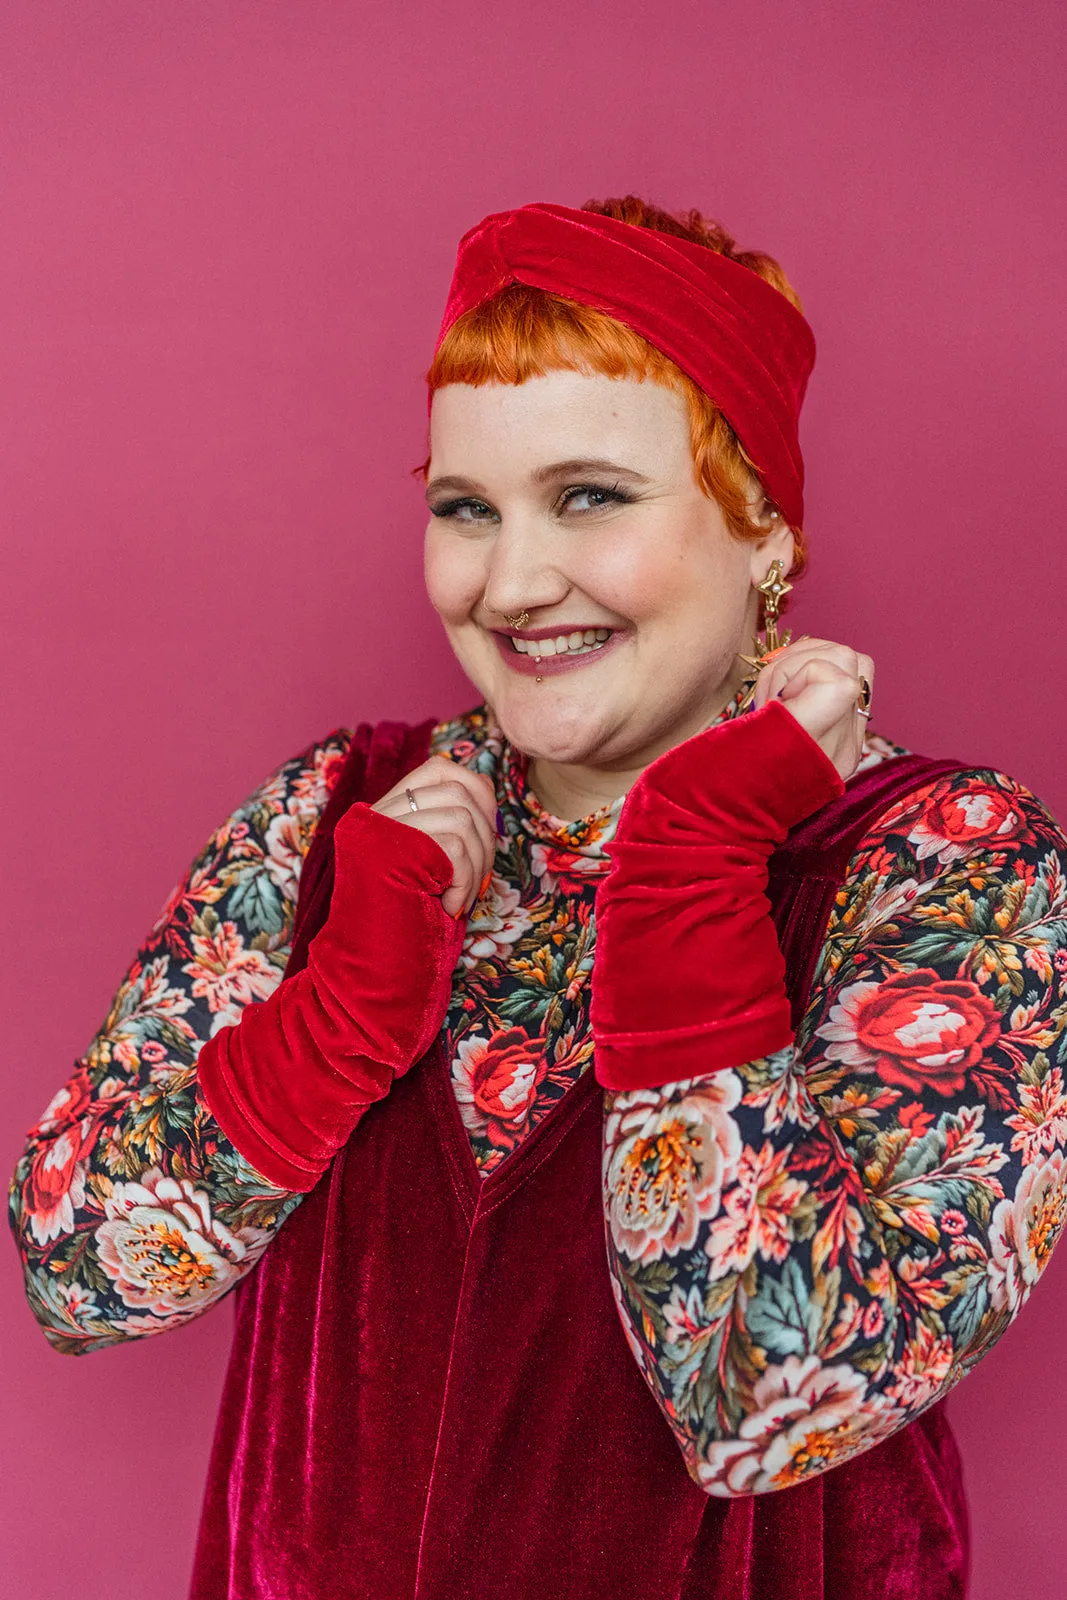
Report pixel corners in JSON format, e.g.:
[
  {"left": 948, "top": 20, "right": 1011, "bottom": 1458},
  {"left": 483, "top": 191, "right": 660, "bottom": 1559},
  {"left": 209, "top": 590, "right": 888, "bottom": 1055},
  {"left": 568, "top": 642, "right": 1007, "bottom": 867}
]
[{"left": 425, "top": 195, "right": 808, "bottom": 581}]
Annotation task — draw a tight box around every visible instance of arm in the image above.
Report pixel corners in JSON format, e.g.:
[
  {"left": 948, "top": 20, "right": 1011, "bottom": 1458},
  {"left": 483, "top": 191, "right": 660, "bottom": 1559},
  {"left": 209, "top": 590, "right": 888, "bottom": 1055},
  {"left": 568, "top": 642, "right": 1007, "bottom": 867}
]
[
  {"left": 7, "top": 732, "right": 351, "bottom": 1354},
  {"left": 600, "top": 756, "right": 1067, "bottom": 1494}
]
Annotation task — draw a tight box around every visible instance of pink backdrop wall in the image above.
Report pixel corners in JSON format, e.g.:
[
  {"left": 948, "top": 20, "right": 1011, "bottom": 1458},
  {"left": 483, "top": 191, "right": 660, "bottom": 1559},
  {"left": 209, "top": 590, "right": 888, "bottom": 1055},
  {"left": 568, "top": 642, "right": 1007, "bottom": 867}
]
[{"left": 3, "top": 2, "right": 1065, "bottom": 1594}]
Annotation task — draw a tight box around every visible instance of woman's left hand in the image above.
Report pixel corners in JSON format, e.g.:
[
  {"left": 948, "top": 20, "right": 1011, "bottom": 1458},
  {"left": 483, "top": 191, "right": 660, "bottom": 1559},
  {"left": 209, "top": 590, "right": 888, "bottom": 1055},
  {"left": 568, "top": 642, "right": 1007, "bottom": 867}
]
[{"left": 749, "top": 635, "right": 874, "bottom": 782}]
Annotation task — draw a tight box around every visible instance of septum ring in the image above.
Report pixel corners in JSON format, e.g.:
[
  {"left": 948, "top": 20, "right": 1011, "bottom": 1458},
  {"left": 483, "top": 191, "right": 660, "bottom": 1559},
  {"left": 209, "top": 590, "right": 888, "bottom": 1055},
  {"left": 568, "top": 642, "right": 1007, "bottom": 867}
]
[
  {"left": 405, "top": 787, "right": 419, "bottom": 813},
  {"left": 856, "top": 677, "right": 873, "bottom": 719}
]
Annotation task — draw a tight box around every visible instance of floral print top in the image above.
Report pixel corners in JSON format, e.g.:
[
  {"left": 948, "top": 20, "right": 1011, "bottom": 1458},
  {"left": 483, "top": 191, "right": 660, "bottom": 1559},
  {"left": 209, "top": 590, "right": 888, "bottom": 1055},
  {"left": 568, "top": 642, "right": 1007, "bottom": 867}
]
[{"left": 9, "top": 689, "right": 1067, "bottom": 1498}]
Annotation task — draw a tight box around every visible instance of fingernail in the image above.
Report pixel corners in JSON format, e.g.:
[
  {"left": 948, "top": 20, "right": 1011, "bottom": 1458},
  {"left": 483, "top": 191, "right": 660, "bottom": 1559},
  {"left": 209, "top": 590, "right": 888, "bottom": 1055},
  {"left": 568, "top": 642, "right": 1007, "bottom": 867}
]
[
  {"left": 495, "top": 807, "right": 505, "bottom": 834},
  {"left": 452, "top": 906, "right": 466, "bottom": 921},
  {"left": 479, "top": 871, "right": 492, "bottom": 898}
]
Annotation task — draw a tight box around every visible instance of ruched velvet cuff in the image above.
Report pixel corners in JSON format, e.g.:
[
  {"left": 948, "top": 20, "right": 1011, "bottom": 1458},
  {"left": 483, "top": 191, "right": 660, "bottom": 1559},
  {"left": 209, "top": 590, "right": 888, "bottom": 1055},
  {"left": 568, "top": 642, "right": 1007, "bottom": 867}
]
[
  {"left": 198, "top": 803, "right": 465, "bottom": 1191},
  {"left": 591, "top": 699, "right": 845, "bottom": 1090}
]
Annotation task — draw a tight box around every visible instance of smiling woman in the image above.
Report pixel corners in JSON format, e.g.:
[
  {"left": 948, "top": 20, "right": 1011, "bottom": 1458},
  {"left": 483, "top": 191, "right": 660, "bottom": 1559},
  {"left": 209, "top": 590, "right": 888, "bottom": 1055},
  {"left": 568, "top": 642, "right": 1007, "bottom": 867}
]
[
  {"left": 10, "top": 196, "right": 1067, "bottom": 1600},
  {"left": 423, "top": 370, "right": 793, "bottom": 810}
]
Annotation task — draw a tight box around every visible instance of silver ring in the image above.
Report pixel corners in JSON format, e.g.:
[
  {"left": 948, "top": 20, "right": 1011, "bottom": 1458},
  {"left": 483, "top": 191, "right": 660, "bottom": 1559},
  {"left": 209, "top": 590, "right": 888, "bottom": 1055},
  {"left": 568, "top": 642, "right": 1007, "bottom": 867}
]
[
  {"left": 405, "top": 787, "right": 419, "bottom": 813},
  {"left": 856, "top": 708, "right": 873, "bottom": 719}
]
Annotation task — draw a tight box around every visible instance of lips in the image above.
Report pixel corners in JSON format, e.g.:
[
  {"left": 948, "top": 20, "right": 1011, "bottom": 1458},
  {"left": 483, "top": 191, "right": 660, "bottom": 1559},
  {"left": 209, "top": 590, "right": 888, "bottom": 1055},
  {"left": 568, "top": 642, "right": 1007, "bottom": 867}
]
[{"left": 491, "top": 627, "right": 627, "bottom": 677}]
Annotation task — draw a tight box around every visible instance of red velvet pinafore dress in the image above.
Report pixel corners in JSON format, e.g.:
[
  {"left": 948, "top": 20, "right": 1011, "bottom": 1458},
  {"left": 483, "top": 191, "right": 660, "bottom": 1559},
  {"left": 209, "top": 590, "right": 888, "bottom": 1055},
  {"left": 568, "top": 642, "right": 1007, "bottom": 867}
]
[{"left": 190, "top": 719, "right": 970, "bottom": 1600}]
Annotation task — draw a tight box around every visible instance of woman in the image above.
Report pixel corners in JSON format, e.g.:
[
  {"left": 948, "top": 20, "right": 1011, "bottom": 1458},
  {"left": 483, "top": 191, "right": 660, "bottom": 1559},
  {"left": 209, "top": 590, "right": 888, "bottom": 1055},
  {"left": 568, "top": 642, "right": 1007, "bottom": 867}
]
[{"left": 10, "top": 197, "right": 1067, "bottom": 1600}]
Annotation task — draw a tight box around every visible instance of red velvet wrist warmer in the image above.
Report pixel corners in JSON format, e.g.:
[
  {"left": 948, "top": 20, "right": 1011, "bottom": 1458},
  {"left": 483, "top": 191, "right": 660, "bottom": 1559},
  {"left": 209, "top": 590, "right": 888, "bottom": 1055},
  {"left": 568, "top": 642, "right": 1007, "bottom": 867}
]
[
  {"left": 197, "top": 803, "right": 465, "bottom": 1191},
  {"left": 591, "top": 699, "right": 845, "bottom": 1091}
]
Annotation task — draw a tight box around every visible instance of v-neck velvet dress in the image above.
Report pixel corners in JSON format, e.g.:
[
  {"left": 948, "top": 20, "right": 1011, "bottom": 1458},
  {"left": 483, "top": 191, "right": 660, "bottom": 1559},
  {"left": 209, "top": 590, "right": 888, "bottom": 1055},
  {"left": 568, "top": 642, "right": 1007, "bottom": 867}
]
[{"left": 188, "top": 716, "right": 970, "bottom": 1600}]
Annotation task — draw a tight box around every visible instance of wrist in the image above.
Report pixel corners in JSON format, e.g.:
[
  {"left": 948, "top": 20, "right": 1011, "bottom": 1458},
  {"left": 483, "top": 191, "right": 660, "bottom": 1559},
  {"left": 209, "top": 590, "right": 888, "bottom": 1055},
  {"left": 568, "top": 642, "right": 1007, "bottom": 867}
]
[
  {"left": 617, "top": 698, "right": 845, "bottom": 850},
  {"left": 333, "top": 802, "right": 456, "bottom": 899}
]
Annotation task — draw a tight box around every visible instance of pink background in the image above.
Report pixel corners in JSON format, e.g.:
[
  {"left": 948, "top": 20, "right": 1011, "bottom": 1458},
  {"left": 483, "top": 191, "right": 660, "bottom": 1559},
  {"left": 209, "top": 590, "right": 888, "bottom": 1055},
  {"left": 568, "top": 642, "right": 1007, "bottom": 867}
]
[{"left": 3, "top": 2, "right": 1065, "bottom": 1594}]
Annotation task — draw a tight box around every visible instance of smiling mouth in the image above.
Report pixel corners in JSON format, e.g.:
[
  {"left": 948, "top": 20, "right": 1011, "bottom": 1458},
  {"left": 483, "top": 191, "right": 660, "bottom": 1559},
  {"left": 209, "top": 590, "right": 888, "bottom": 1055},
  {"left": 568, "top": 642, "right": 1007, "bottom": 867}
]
[{"left": 508, "top": 628, "right": 614, "bottom": 659}]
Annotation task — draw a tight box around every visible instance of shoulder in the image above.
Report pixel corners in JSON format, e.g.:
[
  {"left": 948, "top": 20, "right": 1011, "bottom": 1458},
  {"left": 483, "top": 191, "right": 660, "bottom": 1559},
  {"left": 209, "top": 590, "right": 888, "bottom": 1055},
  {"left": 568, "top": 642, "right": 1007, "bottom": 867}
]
[
  {"left": 841, "top": 736, "right": 1067, "bottom": 916},
  {"left": 859, "top": 750, "right": 1064, "bottom": 868},
  {"left": 204, "top": 728, "right": 358, "bottom": 899},
  {"left": 809, "top": 750, "right": 1067, "bottom": 1025},
  {"left": 236, "top": 727, "right": 356, "bottom": 830}
]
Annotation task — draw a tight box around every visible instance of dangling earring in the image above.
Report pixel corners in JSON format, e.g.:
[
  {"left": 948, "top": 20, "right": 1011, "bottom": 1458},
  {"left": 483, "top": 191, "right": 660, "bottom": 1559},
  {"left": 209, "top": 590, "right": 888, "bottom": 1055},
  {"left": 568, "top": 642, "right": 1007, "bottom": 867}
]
[{"left": 737, "top": 559, "right": 794, "bottom": 709}]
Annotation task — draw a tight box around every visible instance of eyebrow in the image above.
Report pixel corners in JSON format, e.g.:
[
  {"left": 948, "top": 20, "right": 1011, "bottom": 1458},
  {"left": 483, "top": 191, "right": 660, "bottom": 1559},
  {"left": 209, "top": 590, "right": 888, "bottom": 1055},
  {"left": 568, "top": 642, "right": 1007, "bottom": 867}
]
[{"left": 425, "top": 458, "right": 652, "bottom": 498}]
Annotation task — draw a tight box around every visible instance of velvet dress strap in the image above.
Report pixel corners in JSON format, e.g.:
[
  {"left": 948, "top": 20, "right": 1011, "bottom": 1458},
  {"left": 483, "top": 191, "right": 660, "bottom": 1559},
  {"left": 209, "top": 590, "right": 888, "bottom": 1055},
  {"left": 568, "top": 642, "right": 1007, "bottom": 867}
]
[{"left": 287, "top": 717, "right": 439, "bottom": 975}]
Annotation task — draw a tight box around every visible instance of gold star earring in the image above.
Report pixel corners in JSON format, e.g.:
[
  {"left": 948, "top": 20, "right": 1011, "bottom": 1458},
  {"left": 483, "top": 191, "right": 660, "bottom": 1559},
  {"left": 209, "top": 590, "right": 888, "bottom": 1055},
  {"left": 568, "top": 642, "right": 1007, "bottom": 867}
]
[{"left": 737, "top": 559, "right": 794, "bottom": 709}]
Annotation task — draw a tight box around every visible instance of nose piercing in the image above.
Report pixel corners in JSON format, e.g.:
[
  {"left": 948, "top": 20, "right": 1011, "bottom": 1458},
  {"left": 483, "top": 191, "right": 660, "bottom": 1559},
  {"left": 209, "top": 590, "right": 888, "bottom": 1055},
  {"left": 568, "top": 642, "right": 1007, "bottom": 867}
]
[{"left": 505, "top": 610, "right": 530, "bottom": 628}]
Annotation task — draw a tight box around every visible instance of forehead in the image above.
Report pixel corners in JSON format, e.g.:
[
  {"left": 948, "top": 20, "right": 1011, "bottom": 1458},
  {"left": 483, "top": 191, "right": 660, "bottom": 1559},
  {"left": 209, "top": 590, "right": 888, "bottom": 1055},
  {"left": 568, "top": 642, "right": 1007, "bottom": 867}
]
[{"left": 428, "top": 371, "right": 691, "bottom": 477}]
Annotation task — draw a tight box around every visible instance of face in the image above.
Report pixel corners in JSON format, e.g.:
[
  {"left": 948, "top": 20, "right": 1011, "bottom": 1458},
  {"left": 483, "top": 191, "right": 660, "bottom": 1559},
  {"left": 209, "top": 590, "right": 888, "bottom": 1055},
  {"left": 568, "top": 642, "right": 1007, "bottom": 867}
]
[{"left": 424, "top": 370, "right": 791, "bottom": 783}]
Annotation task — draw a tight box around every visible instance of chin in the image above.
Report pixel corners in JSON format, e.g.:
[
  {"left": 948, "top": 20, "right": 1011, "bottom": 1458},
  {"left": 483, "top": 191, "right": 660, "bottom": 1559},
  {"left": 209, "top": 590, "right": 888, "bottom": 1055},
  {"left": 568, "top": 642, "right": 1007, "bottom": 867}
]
[{"left": 491, "top": 689, "right": 627, "bottom": 765}]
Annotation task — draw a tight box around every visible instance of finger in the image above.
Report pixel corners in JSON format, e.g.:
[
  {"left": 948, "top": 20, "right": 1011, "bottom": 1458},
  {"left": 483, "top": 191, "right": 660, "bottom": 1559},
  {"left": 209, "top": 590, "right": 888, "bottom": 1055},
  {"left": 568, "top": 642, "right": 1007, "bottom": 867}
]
[
  {"left": 753, "top": 650, "right": 861, "bottom": 711},
  {"left": 379, "top": 790, "right": 495, "bottom": 914},
  {"left": 778, "top": 655, "right": 875, "bottom": 706},
  {"left": 778, "top": 658, "right": 858, "bottom": 697},
  {"left": 415, "top": 815, "right": 481, "bottom": 917},
  {"left": 395, "top": 756, "right": 497, "bottom": 829},
  {"left": 752, "top": 638, "right": 864, "bottom": 693},
  {"left": 765, "top": 663, "right": 869, "bottom": 753},
  {"left": 384, "top": 783, "right": 496, "bottom": 870},
  {"left": 759, "top": 636, "right": 865, "bottom": 688}
]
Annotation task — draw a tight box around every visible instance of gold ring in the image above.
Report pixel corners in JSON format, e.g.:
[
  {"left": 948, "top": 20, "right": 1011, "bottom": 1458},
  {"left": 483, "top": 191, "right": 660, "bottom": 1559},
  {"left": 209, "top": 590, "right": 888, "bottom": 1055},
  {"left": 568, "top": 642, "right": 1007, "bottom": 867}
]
[
  {"left": 405, "top": 787, "right": 419, "bottom": 813},
  {"left": 857, "top": 677, "right": 872, "bottom": 718}
]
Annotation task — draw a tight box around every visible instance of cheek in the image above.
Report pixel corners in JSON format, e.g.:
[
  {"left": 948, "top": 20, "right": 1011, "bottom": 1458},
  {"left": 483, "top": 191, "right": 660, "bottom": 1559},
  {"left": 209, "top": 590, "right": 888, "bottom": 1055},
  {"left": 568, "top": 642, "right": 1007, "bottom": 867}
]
[
  {"left": 578, "top": 520, "right": 738, "bottom": 621},
  {"left": 423, "top": 529, "right": 484, "bottom": 619}
]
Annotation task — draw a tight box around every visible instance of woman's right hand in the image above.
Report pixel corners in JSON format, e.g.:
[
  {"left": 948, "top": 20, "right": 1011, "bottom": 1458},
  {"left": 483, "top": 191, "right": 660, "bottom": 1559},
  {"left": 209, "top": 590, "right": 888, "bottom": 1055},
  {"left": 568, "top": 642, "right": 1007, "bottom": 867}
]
[
  {"left": 371, "top": 756, "right": 497, "bottom": 919},
  {"left": 197, "top": 758, "right": 498, "bottom": 1193}
]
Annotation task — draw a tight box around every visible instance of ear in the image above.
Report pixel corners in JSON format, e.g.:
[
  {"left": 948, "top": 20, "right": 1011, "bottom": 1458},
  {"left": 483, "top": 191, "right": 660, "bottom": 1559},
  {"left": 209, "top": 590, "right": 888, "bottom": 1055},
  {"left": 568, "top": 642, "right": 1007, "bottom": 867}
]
[{"left": 747, "top": 512, "right": 796, "bottom": 585}]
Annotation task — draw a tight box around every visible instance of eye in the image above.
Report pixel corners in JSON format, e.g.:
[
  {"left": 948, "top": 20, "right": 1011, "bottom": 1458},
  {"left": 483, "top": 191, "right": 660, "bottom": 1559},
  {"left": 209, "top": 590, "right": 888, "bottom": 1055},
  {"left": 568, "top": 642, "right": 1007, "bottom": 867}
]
[
  {"left": 429, "top": 497, "right": 499, "bottom": 523},
  {"left": 558, "top": 484, "right": 633, "bottom": 513}
]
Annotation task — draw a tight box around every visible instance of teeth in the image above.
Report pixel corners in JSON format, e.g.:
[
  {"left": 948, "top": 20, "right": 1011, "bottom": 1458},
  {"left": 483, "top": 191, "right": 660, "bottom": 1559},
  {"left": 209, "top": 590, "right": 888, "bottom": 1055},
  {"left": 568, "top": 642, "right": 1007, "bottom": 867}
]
[{"left": 512, "top": 628, "right": 614, "bottom": 659}]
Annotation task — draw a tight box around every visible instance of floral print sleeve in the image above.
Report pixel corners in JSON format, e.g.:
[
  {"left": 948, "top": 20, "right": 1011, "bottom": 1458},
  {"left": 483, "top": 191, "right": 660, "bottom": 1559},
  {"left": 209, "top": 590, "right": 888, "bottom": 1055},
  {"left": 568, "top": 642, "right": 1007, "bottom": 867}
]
[
  {"left": 603, "top": 765, "right": 1067, "bottom": 1495},
  {"left": 7, "top": 731, "right": 351, "bottom": 1354}
]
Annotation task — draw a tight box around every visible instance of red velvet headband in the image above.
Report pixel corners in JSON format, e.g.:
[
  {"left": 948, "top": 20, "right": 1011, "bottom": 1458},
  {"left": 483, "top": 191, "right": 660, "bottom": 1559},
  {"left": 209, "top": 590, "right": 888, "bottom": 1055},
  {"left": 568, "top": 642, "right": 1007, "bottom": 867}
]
[{"left": 434, "top": 202, "right": 816, "bottom": 528}]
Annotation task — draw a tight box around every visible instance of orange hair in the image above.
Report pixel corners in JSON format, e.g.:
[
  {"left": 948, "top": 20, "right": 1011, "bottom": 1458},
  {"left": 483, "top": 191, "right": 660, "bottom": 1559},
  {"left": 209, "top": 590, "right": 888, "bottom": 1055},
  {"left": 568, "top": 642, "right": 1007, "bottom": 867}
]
[{"left": 425, "top": 195, "right": 808, "bottom": 581}]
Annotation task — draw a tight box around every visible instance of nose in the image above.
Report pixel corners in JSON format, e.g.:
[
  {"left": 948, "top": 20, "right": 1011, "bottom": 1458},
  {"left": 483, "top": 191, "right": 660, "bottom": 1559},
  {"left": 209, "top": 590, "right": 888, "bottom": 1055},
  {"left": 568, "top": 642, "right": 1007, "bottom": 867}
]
[{"left": 480, "top": 517, "right": 568, "bottom": 623}]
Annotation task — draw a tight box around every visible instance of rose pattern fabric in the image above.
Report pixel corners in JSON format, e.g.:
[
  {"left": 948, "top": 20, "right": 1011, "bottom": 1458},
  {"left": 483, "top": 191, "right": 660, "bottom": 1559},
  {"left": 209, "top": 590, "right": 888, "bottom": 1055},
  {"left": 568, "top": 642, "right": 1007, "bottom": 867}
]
[
  {"left": 7, "top": 736, "right": 344, "bottom": 1349},
  {"left": 95, "top": 1167, "right": 271, "bottom": 1316},
  {"left": 819, "top": 968, "right": 1004, "bottom": 1095},
  {"left": 8, "top": 696, "right": 1067, "bottom": 1505},
  {"left": 603, "top": 750, "right": 1067, "bottom": 1494},
  {"left": 451, "top": 1027, "right": 551, "bottom": 1146}
]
